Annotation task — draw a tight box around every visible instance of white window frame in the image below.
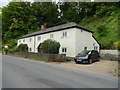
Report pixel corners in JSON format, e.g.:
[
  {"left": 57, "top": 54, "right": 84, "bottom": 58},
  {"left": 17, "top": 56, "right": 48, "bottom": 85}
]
[
  {"left": 19, "top": 40, "right": 21, "bottom": 43},
  {"left": 38, "top": 36, "right": 41, "bottom": 41},
  {"left": 50, "top": 34, "right": 53, "bottom": 39},
  {"left": 62, "top": 31, "right": 67, "bottom": 38},
  {"left": 29, "top": 48, "right": 32, "bottom": 52},
  {"left": 84, "top": 47, "right": 87, "bottom": 50},
  {"left": 94, "top": 46, "right": 98, "bottom": 51},
  {"left": 62, "top": 47, "right": 67, "bottom": 53},
  {"left": 23, "top": 39, "right": 25, "bottom": 42},
  {"left": 29, "top": 38, "right": 32, "bottom": 42}
]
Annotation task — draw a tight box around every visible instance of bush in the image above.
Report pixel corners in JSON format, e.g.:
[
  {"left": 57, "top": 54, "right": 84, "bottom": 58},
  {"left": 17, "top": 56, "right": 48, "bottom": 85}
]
[
  {"left": 0, "top": 45, "right": 2, "bottom": 50},
  {"left": 3, "top": 48, "right": 9, "bottom": 54},
  {"left": 8, "top": 46, "right": 18, "bottom": 53},
  {"left": 5, "top": 44, "right": 12, "bottom": 49},
  {"left": 114, "top": 40, "right": 120, "bottom": 51},
  {"left": 17, "top": 44, "right": 28, "bottom": 52},
  {"left": 8, "top": 39, "right": 17, "bottom": 47},
  {"left": 42, "top": 39, "right": 60, "bottom": 54}
]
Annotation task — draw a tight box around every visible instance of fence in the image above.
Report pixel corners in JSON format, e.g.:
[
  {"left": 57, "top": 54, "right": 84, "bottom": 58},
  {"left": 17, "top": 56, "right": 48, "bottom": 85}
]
[{"left": 10, "top": 52, "right": 66, "bottom": 62}]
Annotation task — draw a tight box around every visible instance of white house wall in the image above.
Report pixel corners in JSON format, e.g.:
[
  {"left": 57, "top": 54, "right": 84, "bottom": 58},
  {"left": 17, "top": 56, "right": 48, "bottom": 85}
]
[
  {"left": 17, "top": 28, "right": 99, "bottom": 57},
  {"left": 75, "top": 28, "right": 100, "bottom": 56},
  {"left": 17, "top": 36, "right": 35, "bottom": 52},
  {"left": 18, "top": 28, "right": 76, "bottom": 57},
  {"left": 35, "top": 28, "right": 76, "bottom": 57}
]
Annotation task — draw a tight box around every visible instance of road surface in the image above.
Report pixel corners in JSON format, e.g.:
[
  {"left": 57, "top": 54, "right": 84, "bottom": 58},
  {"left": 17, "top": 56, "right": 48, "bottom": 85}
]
[{"left": 2, "top": 55, "right": 118, "bottom": 88}]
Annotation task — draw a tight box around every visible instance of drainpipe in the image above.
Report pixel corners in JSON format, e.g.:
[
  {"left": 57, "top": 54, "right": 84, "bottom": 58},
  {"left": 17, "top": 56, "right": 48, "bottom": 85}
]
[{"left": 34, "top": 36, "right": 36, "bottom": 52}]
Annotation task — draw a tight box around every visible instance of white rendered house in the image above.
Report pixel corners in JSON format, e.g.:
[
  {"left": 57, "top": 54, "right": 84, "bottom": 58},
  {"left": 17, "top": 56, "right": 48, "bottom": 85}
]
[{"left": 18, "top": 22, "right": 100, "bottom": 57}]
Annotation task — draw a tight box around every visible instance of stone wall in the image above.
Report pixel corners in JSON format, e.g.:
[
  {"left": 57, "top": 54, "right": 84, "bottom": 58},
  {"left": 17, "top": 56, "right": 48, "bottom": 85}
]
[
  {"left": 10, "top": 52, "right": 66, "bottom": 62},
  {"left": 100, "top": 50, "right": 120, "bottom": 61}
]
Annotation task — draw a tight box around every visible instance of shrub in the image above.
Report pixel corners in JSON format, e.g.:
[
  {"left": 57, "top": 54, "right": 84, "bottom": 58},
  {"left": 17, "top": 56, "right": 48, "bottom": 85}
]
[
  {"left": 5, "top": 44, "right": 12, "bottom": 49},
  {"left": 0, "top": 45, "right": 2, "bottom": 50},
  {"left": 17, "top": 44, "right": 28, "bottom": 52},
  {"left": 3, "top": 48, "right": 9, "bottom": 54},
  {"left": 8, "top": 39, "right": 17, "bottom": 47},
  {"left": 114, "top": 40, "right": 120, "bottom": 51},
  {"left": 42, "top": 39, "right": 60, "bottom": 54}
]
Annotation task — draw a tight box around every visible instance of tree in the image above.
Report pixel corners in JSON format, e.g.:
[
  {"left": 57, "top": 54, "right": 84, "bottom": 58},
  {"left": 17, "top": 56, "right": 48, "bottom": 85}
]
[
  {"left": 97, "top": 24, "right": 107, "bottom": 37},
  {"left": 42, "top": 39, "right": 60, "bottom": 54},
  {"left": 31, "top": 2, "right": 59, "bottom": 28}
]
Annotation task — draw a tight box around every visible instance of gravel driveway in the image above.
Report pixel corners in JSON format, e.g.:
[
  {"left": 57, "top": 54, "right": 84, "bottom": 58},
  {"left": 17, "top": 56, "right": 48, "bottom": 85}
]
[{"left": 50, "top": 60, "right": 118, "bottom": 77}]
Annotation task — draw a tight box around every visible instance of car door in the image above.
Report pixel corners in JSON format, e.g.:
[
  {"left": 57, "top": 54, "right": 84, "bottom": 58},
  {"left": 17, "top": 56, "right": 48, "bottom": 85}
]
[{"left": 91, "top": 50, "right": 96, "bottom": 61}]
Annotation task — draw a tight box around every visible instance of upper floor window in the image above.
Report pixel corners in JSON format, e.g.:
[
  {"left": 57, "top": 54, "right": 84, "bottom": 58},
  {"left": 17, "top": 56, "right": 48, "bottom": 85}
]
[
  {"left": 38, "top": 36, "right": 41, "bottom": 41},
  {"left": 50, "top": 34, "right": 53, "bottom": 39},
  {"left": 23, "top": 39, "right": 25, "bottom": 42},
  {"left": 30, "top": 38, "right": 32, "bottom": 42},
  {"left": 62, "top": 31, "right": 67, "bottom": 37}
]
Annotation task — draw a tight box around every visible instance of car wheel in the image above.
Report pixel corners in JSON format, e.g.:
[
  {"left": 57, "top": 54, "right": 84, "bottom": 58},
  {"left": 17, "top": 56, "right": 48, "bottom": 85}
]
[{"left": 89, "top": 59, "right": 92, "bottom": 64}]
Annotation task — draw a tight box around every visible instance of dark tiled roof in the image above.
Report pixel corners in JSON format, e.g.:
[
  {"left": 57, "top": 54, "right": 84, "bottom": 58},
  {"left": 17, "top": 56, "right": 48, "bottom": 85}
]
[{"left": 19, "top": 22, "right": 94, "bottom": 39}]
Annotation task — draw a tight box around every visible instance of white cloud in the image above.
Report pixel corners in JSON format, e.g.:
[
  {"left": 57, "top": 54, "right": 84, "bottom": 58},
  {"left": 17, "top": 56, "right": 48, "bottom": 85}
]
[{"left": 0, "top": 0, "right": 34, "bottom": 8}]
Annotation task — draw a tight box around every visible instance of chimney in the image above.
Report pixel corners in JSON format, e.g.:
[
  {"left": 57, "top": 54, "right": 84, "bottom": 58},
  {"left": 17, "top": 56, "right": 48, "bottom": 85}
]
[{"left": 41, "top": 23, "right": 47, "bottom": 30}]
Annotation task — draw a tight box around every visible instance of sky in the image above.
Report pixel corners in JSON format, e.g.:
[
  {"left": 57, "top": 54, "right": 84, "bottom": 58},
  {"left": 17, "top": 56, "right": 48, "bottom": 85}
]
[
  {"left": 0, "top": 0, "right": 12, "bottom": 7},
  {"left": 0, "top": 0, "right": 119, "bottom": 8},
  {"left": 0, "top": 0, "right": 34, "bottom": 8},
  {"left": 0, "top": 0, "right": 93, "bottom": 8}
]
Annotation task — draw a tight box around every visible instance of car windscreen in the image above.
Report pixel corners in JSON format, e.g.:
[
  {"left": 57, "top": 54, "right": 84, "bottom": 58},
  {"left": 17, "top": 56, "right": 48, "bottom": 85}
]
[{"left": 78, "top": 50, "right": 91, "bottom": 57}]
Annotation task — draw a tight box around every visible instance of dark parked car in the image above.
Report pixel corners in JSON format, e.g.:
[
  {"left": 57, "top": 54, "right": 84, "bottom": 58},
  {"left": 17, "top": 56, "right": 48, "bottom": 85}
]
[{"left": 74, "top": 50, "right": 100, "bottom": 64}]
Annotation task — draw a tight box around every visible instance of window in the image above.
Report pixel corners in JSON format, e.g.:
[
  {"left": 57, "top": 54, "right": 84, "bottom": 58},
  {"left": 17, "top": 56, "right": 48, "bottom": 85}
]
[
  {"left": 84, "top": 47, "right": 87, "bottom": 50},
  {"left": 23, "top": 39, "right": 25, "bottom": 42},
  {"left": 30, "top": 38, "right": 32, "bottom": 42},
  {"left": 19, "top": 40, "right": 21, "bottom": 43},
  {"left": 38, "top": 36, "right": 41, "bottom": 41},
  {"left": 29, "top": 48, "right": 32, "bottom": 51},
  {"left": 62, "top": 48, "right": 67, "bottom": 53},
  {"left": 62, "top": 31, "right": 67, "bottom": 37},
  {"left": 50, "top": 34, "right": 53, "bottom": 39},
  {"left": 94, "top": 46, "right": 98, "bottom": 51}
]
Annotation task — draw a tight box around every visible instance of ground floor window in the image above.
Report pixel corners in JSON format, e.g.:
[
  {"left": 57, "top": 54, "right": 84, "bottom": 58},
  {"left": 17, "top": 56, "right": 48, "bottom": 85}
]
[
  {"left": 84, "top": 47, "right": 87, "bottom": 50},
  {"left": 94, "top": 46, "right": 98, "bottom": 51},
  {"left": 62, "top": 47, "right": 67, "bottom": 53},
  {"left": 29, "top": 48, "right": 32, "bottom": 52}
]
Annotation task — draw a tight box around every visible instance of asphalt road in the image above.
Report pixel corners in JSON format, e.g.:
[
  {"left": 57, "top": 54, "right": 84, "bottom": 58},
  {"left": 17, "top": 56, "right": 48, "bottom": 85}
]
[{"left": 2, "top": 55, "right": 118, "bottom": 88}]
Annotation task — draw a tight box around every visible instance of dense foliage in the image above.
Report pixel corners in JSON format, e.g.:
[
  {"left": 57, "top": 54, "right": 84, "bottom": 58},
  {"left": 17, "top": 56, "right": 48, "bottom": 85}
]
[
  {"left": 1, "top": 2, "right": 119, "bottom": 50},
  {"left": 42, "top": 39, "right": 60, "bottom": 54},
  {"left": 16, "top": 44, "right": 28, "bottom": 52}
]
